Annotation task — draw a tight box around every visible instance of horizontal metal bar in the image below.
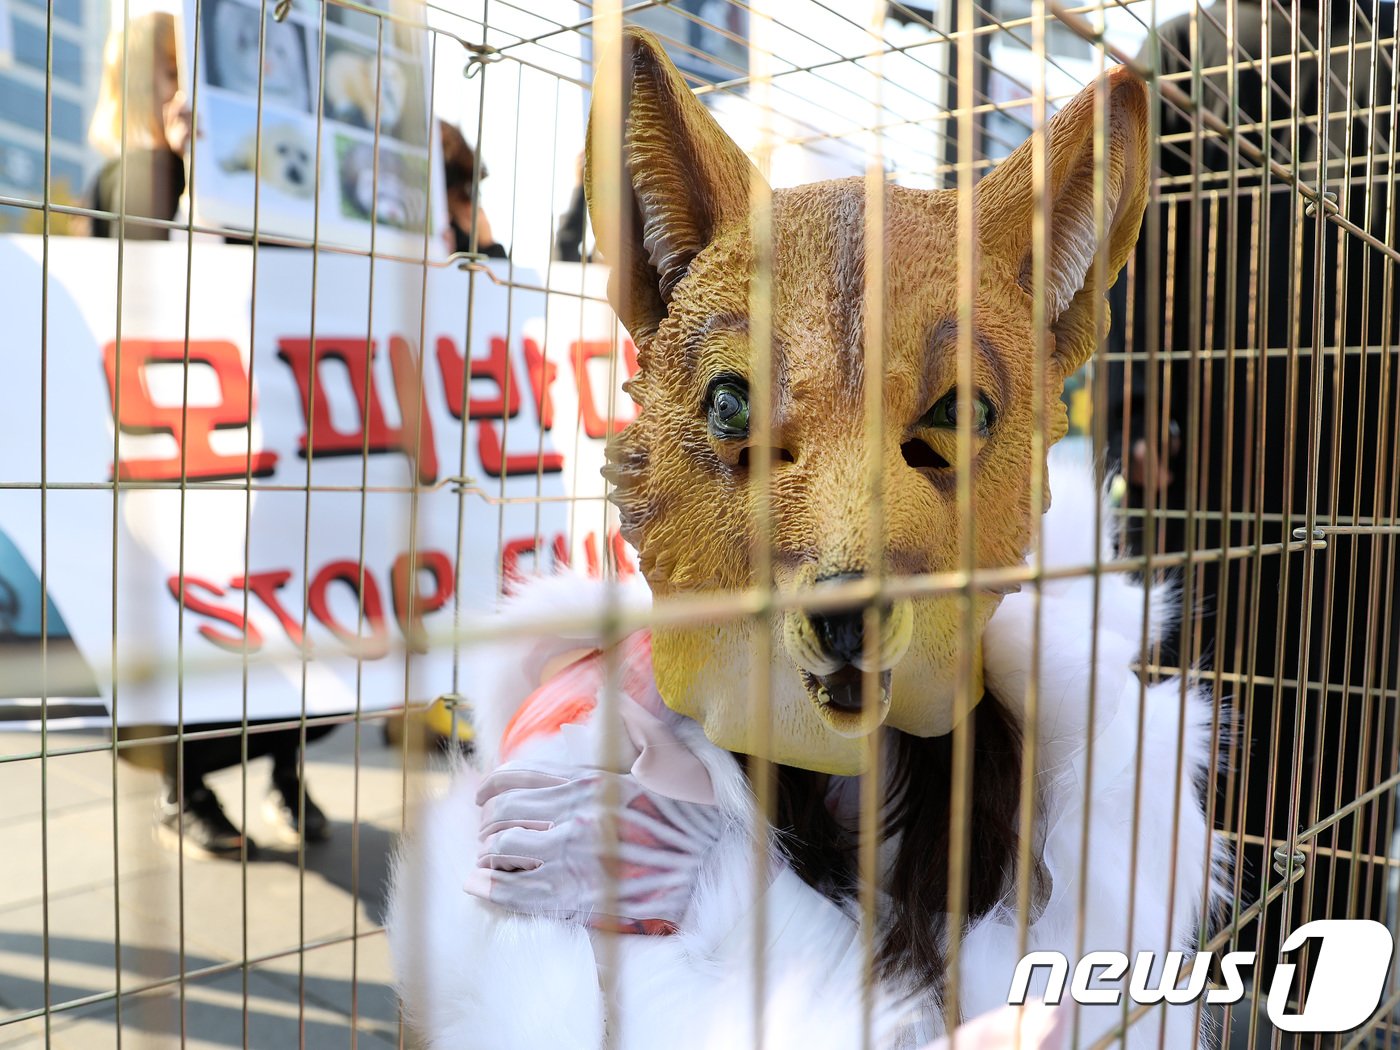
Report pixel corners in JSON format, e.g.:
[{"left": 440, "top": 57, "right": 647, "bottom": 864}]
[
  {"left": 0, "top": 531, "right": 1335, "bottom": 709},
  {"left": 0, "top": 707, "right": 427, "bottom": 766},
  {"left": 0, "top": 925, "right": 390, "bottom": 1028},
  {"left": 0, "top": 480, "right": 607, "bottom": 506}
]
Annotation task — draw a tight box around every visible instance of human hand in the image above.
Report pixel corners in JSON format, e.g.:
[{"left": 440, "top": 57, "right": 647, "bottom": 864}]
[{"left": 465, "top": 760, "right": 723, "bottom": 933}]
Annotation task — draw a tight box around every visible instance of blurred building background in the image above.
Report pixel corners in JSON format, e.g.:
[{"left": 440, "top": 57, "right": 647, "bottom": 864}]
[{"left": 0, "top": 0, "right": 106, "bottom": 230}]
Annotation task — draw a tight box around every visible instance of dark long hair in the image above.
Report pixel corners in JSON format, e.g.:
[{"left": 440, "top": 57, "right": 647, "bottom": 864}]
[{"left": 764, "top": 694, "right": 1033, "bottom": 1005}]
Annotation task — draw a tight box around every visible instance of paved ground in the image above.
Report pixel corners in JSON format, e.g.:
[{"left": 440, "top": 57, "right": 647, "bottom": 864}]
[{"left": 0, "top": 722, "right": 446, "bottom": 1049}]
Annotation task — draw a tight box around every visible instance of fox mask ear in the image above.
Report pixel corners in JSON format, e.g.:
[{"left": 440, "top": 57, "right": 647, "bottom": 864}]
[
  {"left": 586, "top": 28, "right": 763, "bottom": 339},
  {"left": 975, "top": 66, "right": 1149, "bottom": 373}
]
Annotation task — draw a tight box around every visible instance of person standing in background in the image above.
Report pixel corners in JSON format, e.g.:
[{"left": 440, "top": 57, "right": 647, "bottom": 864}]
[
  {"left": 85, "top": 11, "right": 188, "bottom": 238},
  {"left": 553, "top": 151, "right": 590, "bottom": 262},
  {"left": 439, "top": 120, "right": 507, "bottom": 259},
  {"left": 87, "top": 12, "right": 334, "bottom": 859}
]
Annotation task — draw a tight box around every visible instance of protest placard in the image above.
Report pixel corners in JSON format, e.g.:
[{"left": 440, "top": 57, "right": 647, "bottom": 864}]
[{"left": 0, "top": 236, "right": 634, "bottom": 726}]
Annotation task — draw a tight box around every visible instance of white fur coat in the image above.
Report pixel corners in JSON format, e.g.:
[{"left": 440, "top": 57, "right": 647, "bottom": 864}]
[{"left": 386, "top": 458, "right": 1228, "bottom": 1049}]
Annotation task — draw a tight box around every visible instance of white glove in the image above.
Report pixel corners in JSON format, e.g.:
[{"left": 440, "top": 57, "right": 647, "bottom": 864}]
[{"left": 464, "top": 760, "right": 724, "bottom": 933}]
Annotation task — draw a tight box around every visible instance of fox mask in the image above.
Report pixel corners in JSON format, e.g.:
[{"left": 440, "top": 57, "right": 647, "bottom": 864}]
[{"left": 588, "top": 29, "right": 1149, "bottom": 775}]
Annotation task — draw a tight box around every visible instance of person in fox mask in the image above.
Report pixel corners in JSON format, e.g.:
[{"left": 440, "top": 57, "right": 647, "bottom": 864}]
[{"left": 388, "top": 29, "right": 1225, "bottom": 1048}]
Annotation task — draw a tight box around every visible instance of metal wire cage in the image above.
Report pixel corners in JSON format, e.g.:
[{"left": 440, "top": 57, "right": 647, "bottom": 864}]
[{"left": 1, "top": 0, "right": 1399, "bottom": 1047}]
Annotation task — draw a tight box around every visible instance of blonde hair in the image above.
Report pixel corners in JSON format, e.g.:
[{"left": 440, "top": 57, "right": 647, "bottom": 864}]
[{"left": 88, "top": 12, "right": 178, "bottom": 158}]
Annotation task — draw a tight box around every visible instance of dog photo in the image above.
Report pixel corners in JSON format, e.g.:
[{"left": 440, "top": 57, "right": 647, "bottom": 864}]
[
  {"left": 203, "top": 0, "right": 313, "bottom": 114},
  {"left": 323, "top": 33, "right": 425, "bottom": 146}
]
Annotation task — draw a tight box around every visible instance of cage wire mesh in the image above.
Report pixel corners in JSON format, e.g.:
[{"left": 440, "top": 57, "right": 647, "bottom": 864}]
[{"left": 0, "top": 0, "right": 1398, "bottom": 1046}]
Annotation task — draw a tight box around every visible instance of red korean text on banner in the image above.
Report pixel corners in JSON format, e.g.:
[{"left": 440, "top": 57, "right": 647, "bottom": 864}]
[
  {"left": 105, "top": 340, "right": 278, "bottom": 482},
  {"left": 438, "top": 334, "right": 565, "bottom": 478},
  {"left": 570, "top": 339, "right": 640, "bottom": 439},
  {"left": 277, "top": 337, "right": 438, "bottom": 484},
  {"left": 501, "top": 529, "right": 636, "bottom": 593}
]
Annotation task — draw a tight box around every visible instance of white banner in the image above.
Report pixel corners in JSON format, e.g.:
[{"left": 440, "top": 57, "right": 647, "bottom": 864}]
[{"left": 0, "top": 235, "right": 636, "bottom": 725}]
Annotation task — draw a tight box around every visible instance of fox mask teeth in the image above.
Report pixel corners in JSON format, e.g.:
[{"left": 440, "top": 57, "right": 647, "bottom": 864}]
[
  {"left": 588, "top": 29, "right": 1150, "bottom": 775},
  {"left": 801, "top": 668, "right": 892, "bottom": 739}
]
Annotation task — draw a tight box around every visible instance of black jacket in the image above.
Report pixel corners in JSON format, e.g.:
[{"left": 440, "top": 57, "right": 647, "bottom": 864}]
[
  {"left": 89, "top": 147, "right": 186, "bottom": 240},
  {"left": 1106, "top": 1, "right": 1400, "bottom": 954}
]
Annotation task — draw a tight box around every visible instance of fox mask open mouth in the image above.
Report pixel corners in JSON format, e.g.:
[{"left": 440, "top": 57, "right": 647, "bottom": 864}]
[{"left": 588, "top": 29, "right": 1149, "bottom": 775}]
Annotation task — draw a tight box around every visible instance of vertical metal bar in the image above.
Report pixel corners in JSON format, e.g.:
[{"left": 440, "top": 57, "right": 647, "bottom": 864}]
[
  {"left": 530, "top": 78, "right": 565, "bottom": 555},
  {"left": 1240, "top": 0, "right": 1277, "bottom": 1038},
  {"left": 1254, "top": 4, "right": 1308, "bottom": 1044},
  {"left": 508, "top": 66, "right": 528, "bottom": 578},
  {"left": 1116, "top": 0, "right": 1161, "bottom": 1041},
  {"left": 1157, "top": 1, "right": 1207, "bottom": 1043},
  {"left": 1014, "top": 0, "right": 1048, "bottom": 1027},
  {"left": 1358, "top": 9, "right": 1400, "bottom": 1040},
  {"left": 107, "top": 0, "right": 135, "bottom": 1041},
  {"left": 1300, "top": 2, "right": 1360, "bottom": 1017},
  {"left": 492, "top": 53, "right": 520, "bottom": 581},
  {"left": 38, "top": 0, "right": 54, "bottom": 1039},
  {"left": 1332, "top": 0, "right": 1383, "bottom": 952},
  {"left": 858, "top": 3, "right": 888, "bottom": 1046},
  {"left": 339, "top": 14, "right": 389, "bottom": 1049},
  {"left": 1203, "top": 0, "right": 1243, "bottom": 1042},
  {"left": 377, "top": 17, "right": 440, "bottom": 1049},
  {"left": 237, "top": 0, "right": 272, "bottom": 1041},
  {"left": 294, "top": 3, "right": 330, "bottom": 1045},
  {"left": 1075, "top": 26, "right": 1114, "bottom": 1050},
  {"left": 448, "top": 6, "right": 491, "bottom": 716},
  {"left": 588, "top": 4, "right": 623, "bottom": 1043},
  {"left": 744, "top": 5, "right": 775, "bottom": 1047},
  {"left": 944, "top": 0, "right": 976, "bottom": 1039},
  {"left": 1288, "top": 1, "right": 1337, "bottom": 1005},
  {"left": 1267, "top": 6, "right": 1328, "bottom": 1042}
]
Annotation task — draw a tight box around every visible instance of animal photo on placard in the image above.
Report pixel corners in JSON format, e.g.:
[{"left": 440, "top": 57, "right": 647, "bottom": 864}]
[
  {"left": 203, "top": 0, "right": 313, "bottom": 113},
  {"left": 220, "top": 120, "right": 316, "bottom": 199},
  {"left": 334, "top": 135, "right": 428, "bottom": 232},
  {"left": 323, "top": 33, "right": 426, "bottom": 146}
]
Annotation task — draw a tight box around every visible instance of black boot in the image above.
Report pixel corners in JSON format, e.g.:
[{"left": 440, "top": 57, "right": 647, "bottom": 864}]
[
  {"left": 266, "top": 764, "right": 331, "bottom": 844},
  {"left": 155, "top": 782, "right": 256, "bottom": 861}
]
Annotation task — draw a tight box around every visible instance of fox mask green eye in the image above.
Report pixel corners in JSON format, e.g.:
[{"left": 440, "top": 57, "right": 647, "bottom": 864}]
[
  {"left": 921, "top": 390, "right": 993, "bottom": 434},
  {"left": 706, "top": 377, "right": 750, "bottom": 439}
]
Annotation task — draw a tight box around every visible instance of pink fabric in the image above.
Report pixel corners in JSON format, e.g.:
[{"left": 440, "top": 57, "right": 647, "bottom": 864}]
[{"left": 500, "top": 631, "right": 714, "bottom": 805}]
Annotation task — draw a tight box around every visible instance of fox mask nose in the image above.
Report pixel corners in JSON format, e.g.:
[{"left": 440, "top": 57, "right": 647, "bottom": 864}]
[
  {"left": 811, "top": 607, "right": 865, "bottom": 667},
  {"left": 807, "top": 573, "right": 870, "bottom": 667},
  {"left": 784, "top": 573, "right": 914, "bottom": 678}
]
